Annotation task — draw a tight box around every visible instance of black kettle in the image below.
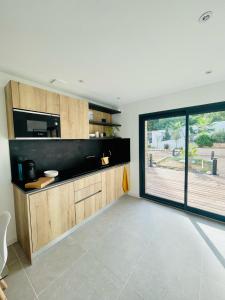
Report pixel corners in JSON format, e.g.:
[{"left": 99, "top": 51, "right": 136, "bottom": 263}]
[{"left": 23, "top": 160, "right": 37, "bottom": 182}]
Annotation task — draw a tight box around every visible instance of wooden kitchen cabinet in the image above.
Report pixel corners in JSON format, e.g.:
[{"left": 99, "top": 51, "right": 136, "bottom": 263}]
[
  {"left": 75, "top": 201, "right": 85, "bottom": 224},
  {"left": 76, "top": 192, "right": 102, "bottom": 222},
  {"left": 45, "top": 91, "right": 60, "bottom": 114},
  {"left": 5, "top": 80, "right": 60, "bottom": 114},
  {"left": 5, "top": 80, "right": 89, "bottom": 139},
  {"left": 29, "top": 182, "right": 75, "bottom": 252},
  {"left": 74, "top": 173, "right": 101, "bottom": 191},
  {"left": 102, "top": 168, "right": 116, "bottom": 204},
  {"left": 18, "top": 82, "right": 46, "bottom": 112},
  {"left": 84, "top": 194, "right": 96, "bottom": 218},
  {"left": 102, "top": 164, "right": 130, "bottom": 204},
  {"left": 75, "top": 182, "right": 102, "bottom": 203},
  {"left": 115, "top": 165, "right": 124, "bottom": 199},
  {"left": 13, "top": 164, "right": 130, "bottom": 263},
  {"left": 13, "top": 186, "right": 32, "bottom": 261},
  {"left": 60, "top": 95, "right": 89, "bottom": 139}
]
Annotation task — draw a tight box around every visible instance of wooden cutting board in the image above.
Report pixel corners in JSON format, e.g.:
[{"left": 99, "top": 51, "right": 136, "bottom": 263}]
[{"left": 25, "top": 177, "right": 55, "bottom": 189}]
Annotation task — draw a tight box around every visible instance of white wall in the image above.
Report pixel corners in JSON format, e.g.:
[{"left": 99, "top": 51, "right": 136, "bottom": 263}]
[
  {"left": 116, "top": 80, "right": 225, "bottom": 197},
  {"left": 0, "top": 71, "right": 95, "bottom": 245},
  {"left": 0, "top": 72, "right": 16, "bottom": 244}
]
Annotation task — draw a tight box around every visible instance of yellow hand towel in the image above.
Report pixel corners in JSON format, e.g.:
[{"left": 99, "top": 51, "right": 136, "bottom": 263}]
[{"left": 122, "top": 166, "right": 129, "bottom": 192}]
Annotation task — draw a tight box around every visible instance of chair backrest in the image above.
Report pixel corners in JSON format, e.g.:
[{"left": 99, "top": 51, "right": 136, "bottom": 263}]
[{"left": 0, "top": 211, "right": 11, "bottom": 275}]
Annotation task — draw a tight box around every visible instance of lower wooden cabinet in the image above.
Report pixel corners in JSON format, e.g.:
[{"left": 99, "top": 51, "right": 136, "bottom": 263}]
[
  {"left": 29, "top": 182, "right": 75, "bottom": 252},
  {"left": 13, "top": 164, "right": 130, "bottom": 263},
  {"left": 75, "top": 201, "right": 85, "bottom": 225},
  {"left": 102, "top": 168, "right": 116, "bottom": 204}
]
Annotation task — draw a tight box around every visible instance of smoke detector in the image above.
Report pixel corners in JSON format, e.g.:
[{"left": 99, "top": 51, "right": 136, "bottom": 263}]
[{"left": 199, "top": 11, "right": 213, "bottom": 23}]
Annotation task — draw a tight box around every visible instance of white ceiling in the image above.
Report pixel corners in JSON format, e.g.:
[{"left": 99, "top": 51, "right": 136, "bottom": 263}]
[{"left": 0, "top": 0, "right": 225, "bottom": 106}]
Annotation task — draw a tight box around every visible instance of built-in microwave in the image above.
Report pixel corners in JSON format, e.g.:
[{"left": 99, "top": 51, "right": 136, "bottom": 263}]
[{"left": 13, "top": 109, "right": 61, "bottom": 139}]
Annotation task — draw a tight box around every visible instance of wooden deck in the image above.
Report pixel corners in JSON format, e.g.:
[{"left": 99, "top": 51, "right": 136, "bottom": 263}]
[{"left": 145, "top": 167, "right": 225, "bottom": 216}]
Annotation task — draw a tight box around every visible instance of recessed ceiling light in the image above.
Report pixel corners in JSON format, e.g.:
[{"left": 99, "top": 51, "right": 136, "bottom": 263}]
[
  {"left": 205, "top": 70, "right": 213, "bottom": 74},
  {"left": 78, "top": 79, "right": 84, "bottom": 83},
  {"left": 50, "top": 79, "right": 67, "bottom": 85},
  {"left": 199, "top": 11, "right": 213, "bottom": 23}
]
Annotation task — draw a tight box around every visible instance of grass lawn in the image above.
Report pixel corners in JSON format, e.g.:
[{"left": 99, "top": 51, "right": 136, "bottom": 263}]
[{"left": 157, "top": 156, "right": 212, "bottom": 174}]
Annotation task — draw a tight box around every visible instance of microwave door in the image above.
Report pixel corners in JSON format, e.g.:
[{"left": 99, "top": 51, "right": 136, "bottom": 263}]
[
  {"left": 27, "top": 120, "right": 48, "bottom": 137},
  {"left": 13, "top": 109, "right": 60, "bottom": 138}
]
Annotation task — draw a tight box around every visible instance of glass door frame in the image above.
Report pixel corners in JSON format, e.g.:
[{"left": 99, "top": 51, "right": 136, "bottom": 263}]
[{"left": 139, "top": 101, "right": 225, "bottom": 223}]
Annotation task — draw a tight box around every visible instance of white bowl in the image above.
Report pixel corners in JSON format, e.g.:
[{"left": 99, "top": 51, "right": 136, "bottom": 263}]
[{"left": 44, "top": 170, "right": 59, "bottom": 178}]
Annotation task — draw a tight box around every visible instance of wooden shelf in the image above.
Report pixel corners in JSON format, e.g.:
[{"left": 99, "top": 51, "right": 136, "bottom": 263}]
[
  {"left": 89, "top": 103, "right": 121, "bottom": 114},
  {"left": 89, "top": 120, "right": 121, "bottom": 127}
]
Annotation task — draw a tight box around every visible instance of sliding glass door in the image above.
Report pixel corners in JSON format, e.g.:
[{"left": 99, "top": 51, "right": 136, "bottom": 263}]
[
  {"left": 140, "top": 102, "right": 225, "bottom": 222},
  {"left": 144, "top": 114, "right": 186, "bottom": 205},
  {"left": 188, "top": 111, "right": 225, "bottom": 217}
]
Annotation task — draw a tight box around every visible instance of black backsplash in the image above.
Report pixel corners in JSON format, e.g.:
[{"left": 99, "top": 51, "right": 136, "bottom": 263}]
[{"left": 9, "top": 138, "right": 130, "bottom": 181}]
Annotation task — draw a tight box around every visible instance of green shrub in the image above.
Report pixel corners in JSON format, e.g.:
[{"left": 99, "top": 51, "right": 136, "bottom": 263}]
[
  {"left": 211, "top": 131, "right": 225, "bottom": 143},
  {"left": 195, "top": 133, "right": 213, "bottom": 147}
]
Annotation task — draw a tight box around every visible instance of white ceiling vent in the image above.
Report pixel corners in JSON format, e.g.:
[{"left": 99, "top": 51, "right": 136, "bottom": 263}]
[
  {"left": 50, "top": 79, "right": 67, "bottom": 86},
  {"left": 199, "top": 11, "right": 213, "bottom": 23}
]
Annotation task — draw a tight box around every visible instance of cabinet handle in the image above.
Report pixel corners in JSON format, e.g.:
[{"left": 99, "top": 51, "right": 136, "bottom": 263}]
[{"left": 75, "top": 190, "right": 102, "bottom": 204}]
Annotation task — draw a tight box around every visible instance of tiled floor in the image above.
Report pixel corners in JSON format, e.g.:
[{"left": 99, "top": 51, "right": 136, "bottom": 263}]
[{"left": 4, "top": 195, "right": 225, "bottom": 300}]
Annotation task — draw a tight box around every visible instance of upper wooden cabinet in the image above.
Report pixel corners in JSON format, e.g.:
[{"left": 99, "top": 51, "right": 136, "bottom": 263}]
[
  {"left": 5, "top": 80, "right": 89, "bottom": 139},
  {"left": 46, "top": 91, "right": 60, "bottom": 114},
  {"left": 18, "top": 82, "right": 46, "bottom": 112},
  {"left": 60, "top": 95, "right": 89, "bottom": 139},
  {"left": 5, "top": 80, "right": 60, "bottom": 114}
]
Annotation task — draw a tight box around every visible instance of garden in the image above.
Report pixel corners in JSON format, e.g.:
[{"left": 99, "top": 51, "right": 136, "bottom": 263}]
[{"left": 147, "top": 111, "right": 225, "bottom": 175}]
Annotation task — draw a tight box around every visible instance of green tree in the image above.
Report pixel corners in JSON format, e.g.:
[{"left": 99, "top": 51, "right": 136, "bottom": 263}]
[
  {"left": 163, "top": 128, "right": 171, "bottom": 141},
  {"left": 195, "top": 133, "right": 213, "bottom": 147},
  {"left": 181, "top": 144, "right": 197, "bottom": 168},
  {"left": 171, "top": 121, "right": 184, "bottom": 148}
]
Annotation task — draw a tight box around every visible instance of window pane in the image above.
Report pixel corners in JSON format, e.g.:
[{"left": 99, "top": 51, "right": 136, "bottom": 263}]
[
  {"left": 145, "top": 116, "right": 185, "bottom": 203},
  {"left": 188, "top": 111, "right": 225, "bottom": 216}
]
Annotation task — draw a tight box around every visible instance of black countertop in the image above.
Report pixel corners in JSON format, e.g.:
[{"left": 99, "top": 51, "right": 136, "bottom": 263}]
[{"left": 13, "top": 161, "right": 130, "bottom": 195}]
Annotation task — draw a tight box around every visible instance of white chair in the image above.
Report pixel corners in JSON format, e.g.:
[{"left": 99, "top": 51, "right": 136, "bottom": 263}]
[{"left": 0, "top": 211, "right": 11, "bottom": 300}]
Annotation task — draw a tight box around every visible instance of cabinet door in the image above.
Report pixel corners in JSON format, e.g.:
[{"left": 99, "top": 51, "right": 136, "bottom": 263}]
[
  {"left": 75, "top": 201, "right": 85, "bottom": 224},
  {"left": 101, "top": 173, "right": 107, "bottom": 208},
  {"left": 18, "top": 83, "right": 46, "bottom": 112},
  {"left": 47, "top": 182, "right": 75, "bottom": 236},
  {"left": 29, "top": 182, "right": 75, "bottom": 252},
  {"left": 115, "top": 166, "right": 124, "bottom": 199},
  {"left": 95, "top": 191, "right": 103, "bottom": 211},
  {"left": 29, "top": 191, "right": 49, "bottom": 252},
  {"left": 102, "top": 168, "right": 116, "bottom": 204},
  {"left": 60, "top": 95, "right": 89, "bottom": 139},
  {"left": 5, "top": 80, "right": 20, "bottom": 108},
  {"left": 46, "top": 91, "right": 60, "bottom": 114},
  {"left": 84, "top": 194, "right": 96, "bottom": 218}
]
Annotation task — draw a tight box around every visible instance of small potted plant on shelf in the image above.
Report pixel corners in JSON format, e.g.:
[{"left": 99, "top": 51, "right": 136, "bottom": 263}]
[{"left": 105, "top": 126, "right": 120, "bottom": 137}]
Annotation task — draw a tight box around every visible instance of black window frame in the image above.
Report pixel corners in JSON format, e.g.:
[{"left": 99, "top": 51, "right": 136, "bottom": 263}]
[{"left": 139, "top": 101, "right": 225, "bottom": 223}]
